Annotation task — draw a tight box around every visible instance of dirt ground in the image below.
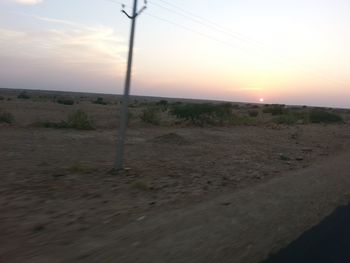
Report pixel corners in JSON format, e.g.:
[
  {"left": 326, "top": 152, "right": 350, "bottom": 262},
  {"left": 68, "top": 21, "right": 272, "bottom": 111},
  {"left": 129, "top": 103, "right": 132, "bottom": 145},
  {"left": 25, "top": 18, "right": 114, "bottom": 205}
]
[{"left": 1, "top": 89, "right": 350, "bottom": 262}]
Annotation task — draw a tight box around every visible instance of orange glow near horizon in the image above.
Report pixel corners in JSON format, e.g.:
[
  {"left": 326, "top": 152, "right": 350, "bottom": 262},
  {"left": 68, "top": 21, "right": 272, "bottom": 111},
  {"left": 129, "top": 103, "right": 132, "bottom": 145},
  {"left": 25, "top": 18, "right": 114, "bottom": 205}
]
[{"left": 1, "top": 0, "right": 350, "bottom": 108}]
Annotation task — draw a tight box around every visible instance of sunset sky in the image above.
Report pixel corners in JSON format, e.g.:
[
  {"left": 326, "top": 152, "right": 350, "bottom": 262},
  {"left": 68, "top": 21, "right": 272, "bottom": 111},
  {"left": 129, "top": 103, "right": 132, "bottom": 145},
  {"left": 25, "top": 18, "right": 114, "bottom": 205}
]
[{"left": 0, "top": 0, "right": 349, "bottom": 108}]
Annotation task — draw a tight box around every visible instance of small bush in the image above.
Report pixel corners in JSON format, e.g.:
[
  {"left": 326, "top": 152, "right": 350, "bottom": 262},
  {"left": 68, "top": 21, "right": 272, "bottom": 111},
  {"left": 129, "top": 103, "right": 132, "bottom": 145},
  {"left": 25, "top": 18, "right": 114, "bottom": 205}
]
[
  {"left": 0, "top": 111, "right": 14, "bottom": 124},
  {"left": 57, "top": 98, "right": 75, "bottom": 105},
  {"left": 273, "top": 114, "right": 298, "bottom": 125},
  {"left": 129, "top": 102, "right": 138, "bottom": 108},
  {"left": 156, "top": 100, "right": 169, "bottom": 111},
  {"left": 263, "top": 105, "right": 286, "bottom": 115},
  {"left": 0, "top": 96, "right": 4, "bottom": 100},
  {"left": 93, "top": 97, "right": 107, "bottom": 105},
  {"left": 248, "top": 110, "right": 259, "bottom": 117},
  {"left": 42, "top": 110, "right": 94, "bottom": 130},
  {"left": 250, "top": 105, "right": 259, "bottom": 109},
  {"left": 215, "top": 103, "right": 234, "bottom": 120},
  {"left": 229, "top": 115, "right": 254, "bottom": 125},
  {"left": 17, "top": 91, "right": 30, "bottom": 99},
  {"left": 157, "top": 100, "right": 168, "bottom": 106},
  {"left": 290, "top": 110, "right": 310, "bottom": 123},
  {"left": 140, "top": 107, "right": 161, "bottom": 125},
  {"left": 41, "top": 121, "right": 69, "bottom": 129},
  {"left": 309, "top": 110, "right": 343, "bottom": 123},
  {"left": 170, "top": 103, "right": 233, "bottom": 126},
  {"left": 67, "top": 110, "right": 94, "bottom": 130}
]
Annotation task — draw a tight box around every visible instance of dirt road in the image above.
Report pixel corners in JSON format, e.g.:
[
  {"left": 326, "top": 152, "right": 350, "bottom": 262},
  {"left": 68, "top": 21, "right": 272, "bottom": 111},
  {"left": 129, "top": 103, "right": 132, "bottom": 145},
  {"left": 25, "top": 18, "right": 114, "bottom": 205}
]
[{"left": 10, "top": 148, "right": 348, "bottom": 263}]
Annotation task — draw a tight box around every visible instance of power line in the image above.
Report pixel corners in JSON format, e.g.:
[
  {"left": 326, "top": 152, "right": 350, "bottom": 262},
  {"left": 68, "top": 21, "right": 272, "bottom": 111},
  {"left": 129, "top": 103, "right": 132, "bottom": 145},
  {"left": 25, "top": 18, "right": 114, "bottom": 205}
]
[
  {"left": 144, "top": 13, "right": 251, "bottom": 54},
  {"left": 144, "top": 12, "right": 345, "bottom": 87},
  {"left": 106, "top": 0, "right": 264, "bottom": 51},
  {"left": 105, "top": 0, "right": 262, "bottom": 50},
  {"left": 101, "top": 0, "right": 257, "bottom": 54},
  {"left": 101, "top": 0, "right": 347, "bottom": 88},
  {"left": 147, "top": 0, "right": 347, "bottom": 87},
  {"left": 104, "top": 0, "right": 124, "bottom": 6},
  {"left": 148, "top": 0, "right": 265, "bottom": 52}
]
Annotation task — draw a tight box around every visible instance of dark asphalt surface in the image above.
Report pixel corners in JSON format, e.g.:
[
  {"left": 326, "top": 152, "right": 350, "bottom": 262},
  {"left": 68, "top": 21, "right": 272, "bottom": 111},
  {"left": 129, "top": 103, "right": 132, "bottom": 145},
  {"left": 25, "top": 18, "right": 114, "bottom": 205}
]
[{"left": 264, "top": 202, "right": 350, "bottom": 263}]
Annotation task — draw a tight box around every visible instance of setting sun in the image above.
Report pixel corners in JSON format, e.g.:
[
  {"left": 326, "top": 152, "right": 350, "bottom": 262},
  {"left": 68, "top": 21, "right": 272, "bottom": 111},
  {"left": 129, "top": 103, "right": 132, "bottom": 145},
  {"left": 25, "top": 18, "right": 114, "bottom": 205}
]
[{"left": 0, "top": 0, "right": 349, "bottom": 108}]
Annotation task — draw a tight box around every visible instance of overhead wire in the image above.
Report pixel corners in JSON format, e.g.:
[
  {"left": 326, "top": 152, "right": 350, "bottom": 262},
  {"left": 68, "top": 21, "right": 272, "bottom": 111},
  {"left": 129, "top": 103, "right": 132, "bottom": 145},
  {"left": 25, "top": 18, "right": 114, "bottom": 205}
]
[
  {"left": 149, "top": 0, "right": 264, "bottom": 49},
  {"left": 144, "top": 13, "right": 252, "bottom": 54},
  {"left": 104, "top": 0, "right": 125, "bottom": 6},
  {"left": 102, "top": 0, "right": 348, "bottom": 88},
  {"left": 102, "top": 0, "right": 255, "bottom": 53},
  {"left": 148, "top": 0, "right": 347, "bottom": 87}
]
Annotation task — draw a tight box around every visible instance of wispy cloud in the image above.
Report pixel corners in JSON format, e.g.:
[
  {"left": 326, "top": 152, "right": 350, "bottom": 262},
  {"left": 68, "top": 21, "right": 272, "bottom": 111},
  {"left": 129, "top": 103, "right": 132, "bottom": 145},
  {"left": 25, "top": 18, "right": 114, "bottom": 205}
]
[
  {"left": 0, "top": 16, "right": 127, "bottom": 76},
  {"left": 31, "top": 15, "right": 80, "bottom": 27},
  {"left": 11, "top": 0, "right": 43, "bottom": 5}
]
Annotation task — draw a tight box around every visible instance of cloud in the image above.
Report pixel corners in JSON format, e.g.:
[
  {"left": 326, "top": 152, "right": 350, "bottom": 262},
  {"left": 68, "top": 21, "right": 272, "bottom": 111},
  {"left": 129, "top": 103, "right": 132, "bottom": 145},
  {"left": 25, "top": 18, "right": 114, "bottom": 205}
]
[
  {"left": 0, "top": 17, "right": 127, "bottom": 76},
  {"left": 11, "top": 0, "right": 43, "bottom": 5},
  {"left": 31, "top": 15, "right": 80, "bottom": 27}
]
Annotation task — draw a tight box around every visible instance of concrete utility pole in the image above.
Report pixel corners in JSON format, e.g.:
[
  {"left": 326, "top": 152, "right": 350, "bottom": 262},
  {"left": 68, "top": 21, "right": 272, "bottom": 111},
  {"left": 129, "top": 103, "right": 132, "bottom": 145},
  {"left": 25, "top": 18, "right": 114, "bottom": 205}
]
[{"left": 115, "top": 0, "right": 147, "bottom": 170}]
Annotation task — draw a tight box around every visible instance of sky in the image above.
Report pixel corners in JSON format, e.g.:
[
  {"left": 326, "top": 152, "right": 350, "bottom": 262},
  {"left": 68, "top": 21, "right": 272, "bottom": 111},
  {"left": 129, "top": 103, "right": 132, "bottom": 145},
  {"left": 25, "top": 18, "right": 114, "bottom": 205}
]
[{"left": 0, "top": 0, "right": 349, "bottom": 108}]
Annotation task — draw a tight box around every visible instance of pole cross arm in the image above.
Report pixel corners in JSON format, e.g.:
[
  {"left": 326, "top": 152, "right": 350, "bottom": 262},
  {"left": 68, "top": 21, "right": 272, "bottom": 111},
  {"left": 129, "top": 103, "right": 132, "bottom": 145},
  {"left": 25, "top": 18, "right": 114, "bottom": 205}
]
[
  {"left": 122, "top": 2, "right": 147, "bottom": 19},
  {"left": 136, "top": 5, "right": 147, "bottom": 16},
  {"left": 121, "top": 10, "right": 135, "bottom": 19}
]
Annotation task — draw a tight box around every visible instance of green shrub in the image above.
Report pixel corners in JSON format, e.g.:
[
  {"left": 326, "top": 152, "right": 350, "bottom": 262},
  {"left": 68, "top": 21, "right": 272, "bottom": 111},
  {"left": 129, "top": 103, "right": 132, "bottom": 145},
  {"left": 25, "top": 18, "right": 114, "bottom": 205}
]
[
  {"left": 214, "top": 103, "right": 234, "bottom": 121},
  {"left": 93, "top": 97, "right": 107, "bottom": 105},
  {"left": 231, "top": 104, "right": 240, "bottom": 109},
  {"left": 156, "top": 100, "right": 169, "bottom": 111},
  {"left": 309, "top": 110, "right": 343, "bottom": 123},
  {"left": 248, "top": 110, "right": 259, "bottom": 117},
  {"left": 273, "top": 114, "right": 298, "bottom": 125},
  {"left": 230, "top": 115, "right": 254, "bottom": 125},
  {"left": 0, "top": 111, "right": 14, "bottom": 124},
  {"left": 263, "top": 105, "right": 286, "bottom": 115},
  {"left": 172, "top": 101, "right": 183, "bottom": 105},
  {"left": 140, "top": 107, "right": 161, "bottom": 125},
  {"left": 271, "top": 108, "right": 311, "bottom": 125},
  {"left": 17, "top": 91, "right": 30, "bottom": 99},
  {"left": 67, "top": 110, "right": 94, "bottom": 130},
  {"left": 41, "top": 121, "right": 69, "bottom": 129},
  {"left": 57, "top": 98, "right": 75, "bottom": 105},
  {"left": 42, "top": 110, "right": 94, "bottom": 130},
  {"left": 157, "top": 100, "right": 168, "bottom": 106},
  {"left": 170, "top": 103, "right": 233, "bottom": 126},
  {"left": 290, "top": 110, "right": 310, "bottom": 123},
  {"left": 250, "top": 104, "right": 259, "bottom": 109}
]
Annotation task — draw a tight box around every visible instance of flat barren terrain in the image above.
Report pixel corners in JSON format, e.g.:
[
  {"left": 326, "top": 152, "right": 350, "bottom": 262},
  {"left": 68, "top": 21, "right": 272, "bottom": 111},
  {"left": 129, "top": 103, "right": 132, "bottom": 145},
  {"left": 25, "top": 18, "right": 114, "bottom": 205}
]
[{"left": 1, "top": 89, "right": 350, "bottom": 262}]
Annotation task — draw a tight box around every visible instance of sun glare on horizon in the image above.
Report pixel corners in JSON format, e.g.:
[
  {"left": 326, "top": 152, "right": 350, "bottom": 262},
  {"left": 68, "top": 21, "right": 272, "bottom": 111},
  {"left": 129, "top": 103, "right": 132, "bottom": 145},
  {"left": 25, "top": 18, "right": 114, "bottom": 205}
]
[{"left": 259, "top": 98, "right": 264, "bottom": 103}]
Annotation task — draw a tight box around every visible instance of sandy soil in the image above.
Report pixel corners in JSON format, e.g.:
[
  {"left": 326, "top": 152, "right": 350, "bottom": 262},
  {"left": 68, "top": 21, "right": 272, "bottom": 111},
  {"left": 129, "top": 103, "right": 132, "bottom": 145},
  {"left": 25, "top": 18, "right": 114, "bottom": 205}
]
[{"left": 1, "top": 89, "right": 350, "bottom": 262}]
